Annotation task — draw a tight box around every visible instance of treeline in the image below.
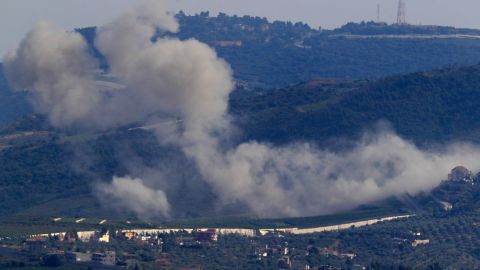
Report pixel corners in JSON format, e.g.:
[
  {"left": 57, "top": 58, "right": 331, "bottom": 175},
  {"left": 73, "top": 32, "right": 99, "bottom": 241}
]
[
  {"left": 333, "top": 21, "right": 480, "bottom": 35},
  {"left": 75, "top": 12, "right": 480, "bottom": 89}
]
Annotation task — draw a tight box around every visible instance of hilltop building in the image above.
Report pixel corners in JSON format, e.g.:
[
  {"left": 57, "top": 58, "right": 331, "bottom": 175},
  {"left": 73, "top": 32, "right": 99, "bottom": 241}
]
[
  {"left": 448, "top": 166, "right": 474, "bottom": 183},
  {"left": 194, "top": 229, "right": 218, "bottom": 242},
  {"left": 412, "top": 239, "right": 430, "bottom": 247},
  {"left": 99, "top": 231, "right": 110, "bottom": 243}
]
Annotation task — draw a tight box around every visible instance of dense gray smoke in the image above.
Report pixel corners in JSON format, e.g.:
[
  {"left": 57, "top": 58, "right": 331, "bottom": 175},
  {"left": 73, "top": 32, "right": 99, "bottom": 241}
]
[
  {"left": 201, "top": 134, "right": 480, "bottom": 216},
  {"left": 97, "top": 176, "right": 170, "bottom": 219},
  {"left": 3, "top": 22, "right": 101, "bottom": 127},
  {"left": 5, "top": 0, "right": 480, "bottom": 218},
  {"left": 95, "top": 0, "right": 233, "bottom": 142}
]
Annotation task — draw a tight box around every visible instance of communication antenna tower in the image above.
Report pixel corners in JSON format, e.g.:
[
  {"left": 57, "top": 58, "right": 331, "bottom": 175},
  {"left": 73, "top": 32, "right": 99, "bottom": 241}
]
[
  {"left": 377, "top": 4, "right": 381, "bottom": 22},
  {"left": 396, "top": 0, "right": 406, "bottom": 25}
]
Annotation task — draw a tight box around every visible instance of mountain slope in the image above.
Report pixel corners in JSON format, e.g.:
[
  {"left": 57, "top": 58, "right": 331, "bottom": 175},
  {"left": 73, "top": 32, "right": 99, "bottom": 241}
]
[
  {"left": 232, "top": 65, "right": 480, "bottom": 145},
  {"left": 2, "top": 64, "right": 480, "bottom": 218},
  {"left": 4, "top": 14, "right": 480, "bottom": 126}
]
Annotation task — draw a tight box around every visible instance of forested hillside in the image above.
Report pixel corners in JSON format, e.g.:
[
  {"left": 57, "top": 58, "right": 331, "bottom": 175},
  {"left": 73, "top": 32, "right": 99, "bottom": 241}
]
[
  {"left": 3, "top": 13, "right": 480, "bottom": 220},
  {"left": 2, "top": 63, "right": 480, "bottom": 218},
  {"left": 173, "top": 13, "right": 480, "bottom": 87},
  {"left": 332, "top": 21, "right": 480, "bottom": 35},
  {"left": 232, "top": 65, "right": 480, "bottom": 145},
  {"left": 3, "top": 13, "right": 480, "bottom": 126},
  {"left": 75, "top": 13, "right": 480, "bottom": 89},
  {"left": 0, "top": 65, "right": 31, "bottom": 125}
]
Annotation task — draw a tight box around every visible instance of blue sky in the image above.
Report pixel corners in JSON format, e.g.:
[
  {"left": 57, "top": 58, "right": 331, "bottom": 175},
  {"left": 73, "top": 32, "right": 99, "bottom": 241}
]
[{"left": 2, "top": 0, "right": 480, "bottom": 55}]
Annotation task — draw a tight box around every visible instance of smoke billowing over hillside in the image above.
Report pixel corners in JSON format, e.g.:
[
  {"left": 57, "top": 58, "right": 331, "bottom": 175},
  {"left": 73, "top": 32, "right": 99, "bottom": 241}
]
[{"left": 4, "top": 0, "right": 480, "bottom": 219}]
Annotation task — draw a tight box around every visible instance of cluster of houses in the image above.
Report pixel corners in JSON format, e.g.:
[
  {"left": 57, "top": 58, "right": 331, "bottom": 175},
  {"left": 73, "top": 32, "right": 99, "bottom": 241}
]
[
  {"left": 30, "top": 230, "right": 110, "bottom": 243},
  {"left": 392, "top": 231, "right": 430, "bottom": 249},
  {"left": 65, "top": 251, "right": 116, "bottom": 266},
  {"left": 26, "top": 212, "right": 413, "bottom": 247},
  {"left": 122, "top": 230, "right": 165, "bottom": 249},
  {"left": 18, "top": 227, "right": 373, "bottom": 270},
  {"left": 250, "top": 241, "right": 363, "bottom": 270},
  {"left": 22, "top": 228, "right": 221, "bottom": 268},
  {"left": 252, "top": 242, "right": 310, "bottom": 270},
  {"left": 13, "top": 213, "right": 419, "bottom": 269},
  {"left": 24, "top": 238, "right": 121, "bottom": 267}
]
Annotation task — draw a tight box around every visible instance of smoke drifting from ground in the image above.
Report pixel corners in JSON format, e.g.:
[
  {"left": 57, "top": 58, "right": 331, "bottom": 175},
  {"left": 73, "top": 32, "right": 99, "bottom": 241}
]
[
  {"left": 97, "top": 176, "right": 170, "bottom": 219},
  {"left": 5, "top": 0, "right": 480, "bottom": 218},
  {"left": 205, "top": 133, "right": 480, "bottom": 217}
]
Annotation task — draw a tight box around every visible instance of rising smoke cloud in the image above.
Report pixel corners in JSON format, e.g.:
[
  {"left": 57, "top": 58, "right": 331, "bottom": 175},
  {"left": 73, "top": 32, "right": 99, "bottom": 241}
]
[
  {"left": 3, "top": 22, "right": 101, "bottom": 127},
  {"left": 4, "top": 0, "right": 480, "bottom": 219},
  {"left": 203, "top": 133, "right": 480, "bottom": 217},
  {"left": 95, "top": 0, "right": 233, "bottom": 141},
  {"left": 97, "top": 176, "right": 170, "bottom": 219}
]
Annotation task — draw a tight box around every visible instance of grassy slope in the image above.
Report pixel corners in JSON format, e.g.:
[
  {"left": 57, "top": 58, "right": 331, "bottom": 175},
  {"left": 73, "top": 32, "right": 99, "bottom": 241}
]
[
  {"left": 165, "top": 208, "right": 407, "bottom": 229},
  {"left": 0, "top": 208, "right": 404, "bottom": 237},
  {"left": 0, "top": 215, "right": 154, "bottom": 237}
]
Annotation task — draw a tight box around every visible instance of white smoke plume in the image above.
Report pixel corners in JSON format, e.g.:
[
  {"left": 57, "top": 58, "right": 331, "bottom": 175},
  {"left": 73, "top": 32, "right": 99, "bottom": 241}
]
[
  {"left": 97, "top": 176, "right": 170, "bottom": 219},
  {"left": 3, "top": 22, "right": 101, "bottom": 127},
  {"left": 4, "top": 0, "right": 480, "bottom": 219},
  {"left": 95, "top": 0, "right": 233, "bottom": 142},
  {"left": 195, "top": 133, "right": 480, "bottom": 217}
]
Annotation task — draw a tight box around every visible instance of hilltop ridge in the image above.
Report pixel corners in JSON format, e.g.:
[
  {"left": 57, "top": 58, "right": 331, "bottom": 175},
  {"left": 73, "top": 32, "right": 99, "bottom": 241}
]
[{"left": 74, "top": 13, "right": 480, "bottom": 89}]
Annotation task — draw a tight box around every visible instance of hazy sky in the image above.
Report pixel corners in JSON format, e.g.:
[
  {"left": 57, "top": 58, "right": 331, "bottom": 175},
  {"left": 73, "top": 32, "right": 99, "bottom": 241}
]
[{"left": 1, "top": 0, "right": 480, "bottom": 55}]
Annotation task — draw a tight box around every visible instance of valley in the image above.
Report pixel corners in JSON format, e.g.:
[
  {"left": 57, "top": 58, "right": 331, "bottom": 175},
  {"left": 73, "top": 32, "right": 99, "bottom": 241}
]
[{"left": 1, "top": 6, "right": 480, "bottom": 269}]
